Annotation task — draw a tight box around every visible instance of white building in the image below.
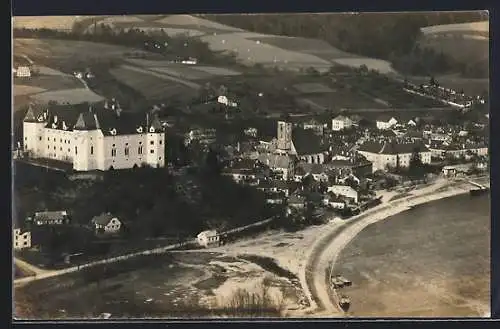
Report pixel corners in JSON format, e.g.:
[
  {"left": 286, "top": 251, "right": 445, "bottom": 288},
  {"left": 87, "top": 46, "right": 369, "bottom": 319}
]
[
  {"left": 197, "top": 230, "right": 220, "bottom": 248},
  {"left": 91, "top": 213, "right": 122, "bottom": 234},
  {"left": 13, "top": 228, "right": 31, "bottom": 250},
  {"left": 331, "top": 115, "right": 354, "bottom": 131},
  {"left": 376, "top": 116, "right": 398, "bottom": 130},
  {"left": 22, "top": 104, "right": 166, "bottom": 171},
  {"left": 327, "top": 185, "right": 359, "bottom": 204},
  {"left": 357, "top": 141, "right": 432, "bottom": 172},
  {"left": 15, "top": 66, "right": 31, "bottom": 78}
]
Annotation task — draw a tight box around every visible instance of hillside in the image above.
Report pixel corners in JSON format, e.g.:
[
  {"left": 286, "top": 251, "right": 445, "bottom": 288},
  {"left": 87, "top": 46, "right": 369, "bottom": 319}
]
[{"left": 203, "top": 12, "right": 488, "bottom": 78}]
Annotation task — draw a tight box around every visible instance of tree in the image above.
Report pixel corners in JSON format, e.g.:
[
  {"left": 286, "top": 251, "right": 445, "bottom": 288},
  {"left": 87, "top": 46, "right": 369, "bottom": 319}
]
[{"left": 409, "top": 148, "right": 425, "bottom": 181}]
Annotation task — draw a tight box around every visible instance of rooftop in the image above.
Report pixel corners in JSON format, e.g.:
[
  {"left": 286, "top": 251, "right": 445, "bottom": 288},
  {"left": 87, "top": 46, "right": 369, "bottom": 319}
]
[{"left": 358, "top": 140, "right": 430, "bottom": 154}]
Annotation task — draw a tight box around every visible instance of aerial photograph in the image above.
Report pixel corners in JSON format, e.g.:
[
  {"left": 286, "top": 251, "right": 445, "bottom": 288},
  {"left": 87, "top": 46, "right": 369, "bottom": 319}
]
[{"left": 12, "top": 11, "right": 490, "bottom": 319}]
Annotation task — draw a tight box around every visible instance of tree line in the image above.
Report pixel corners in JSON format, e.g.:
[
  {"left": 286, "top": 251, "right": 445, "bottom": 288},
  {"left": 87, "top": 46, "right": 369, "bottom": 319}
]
[{"left": 204, "top": 12, "right": 487, "bottom": 78}]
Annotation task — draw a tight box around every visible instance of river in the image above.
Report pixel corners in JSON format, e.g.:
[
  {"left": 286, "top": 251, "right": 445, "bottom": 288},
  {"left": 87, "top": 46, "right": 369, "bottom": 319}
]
[{"left": 333, "top": 193, "right": 490, "bottom": 317}]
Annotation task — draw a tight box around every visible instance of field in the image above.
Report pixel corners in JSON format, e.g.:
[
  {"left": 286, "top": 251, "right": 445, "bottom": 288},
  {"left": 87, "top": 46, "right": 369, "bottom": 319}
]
[
  {"left": 109, "top": 66, "right": 197, "bottom": 100},
  {"left": 200, "top": 32, "right": 332, "bottom": 70},
  {"left": 15, "top": 75, "right": 83, "bottom": 91},
  {"left": 293, "top": 83, "right": 335, "bottom": 94},
  {"left": 30, "top": 88, "right": 104, "bottom": 104},
  {"left": 124, "top": 58, "right": 241, "bottom": 80},
  {"left": 14, "top": 251, "right": 303, "bottom": 319},
  {"left": 13, "top": 16, "right": 87, "bottom": 31},
  {"left": 13, "top": 85, "right": 47, "bottom": 96},
  {"left": 14, "top": 39, "right": 136, "bottom": 65},
  {"left": 333, "top": 194, "right": 490, "bottom": 317}
]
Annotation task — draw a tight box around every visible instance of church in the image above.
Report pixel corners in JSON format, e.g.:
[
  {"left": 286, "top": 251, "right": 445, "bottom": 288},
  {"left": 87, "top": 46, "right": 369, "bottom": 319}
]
[{"left": 22, "top": 101, "right": 166, "bottom": 171}]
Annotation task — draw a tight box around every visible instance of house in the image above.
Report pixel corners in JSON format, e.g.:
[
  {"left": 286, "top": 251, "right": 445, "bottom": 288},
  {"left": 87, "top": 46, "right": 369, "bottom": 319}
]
[
  {"left": 257, "top": 180, "right": 296, "bottom": 198},
  {"left": 32, "top": 211, "right": 70, "bottom": 226},
  {"left": 264, "top": 191, "right": 286, "bottom": 204},
  {"left": 15, "top": 66, "right": 32, "bottom": 78},
  {"left": 13, "top": 228, "right": 31, "bottom": 250},
  {"left": 257, "top": 153, "right": 295, "bottom": 181},
  {"left": 22, "top": 103, "right": 166, "bottom": 171},
  {"left": 91, "top": 213, "right": 122, "bottom": 234},
  {"left": 376, "top": 115, "right": 398, "bottom": 130},
  {"left": 331, "top": 115, "right": 354, "bottom": 131},
  {"left": 299, "top": 163, "right": 329, "bottom": 182},
  {"left": 357, "top": 140, "right": 432, "bottom": 172},
  {"left": 197, "top": 230, "right": 220, "bottom": 248},
  {"left": 407, "top": 119, "right": 417, "bottom": 127},
  {"left": 323, "top": 193, "right": 347, "bottom": 209},
  {"left": 287, "top": 194, "right": 306, "bottom": 209},
  {"left": 442, "top": 165, "right": 457, "bottom": 177},
  {"left": 185, "top": 127, "right": 217, "bottom": 146},
  {"left": 327, "top": 185, "right": 359, "bottom": 204},
  {"left": 328, "top": 158, "right": 373, "bottom": 178},
  {"left": 221, "top": 158, "right": 263, "bottom": 185},
  {"left": 244, "top": 127, "right": 258, "bottom": 138},
  {"left": 303, "top": 119, "right": 325, "bottom": 135}
]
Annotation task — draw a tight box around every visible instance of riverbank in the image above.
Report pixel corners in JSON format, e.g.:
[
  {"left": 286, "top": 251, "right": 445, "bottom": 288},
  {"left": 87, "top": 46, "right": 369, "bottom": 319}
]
[
  {"left": 333, "top": 193, "right": 490, "bottom": 317},
  {"left": 307, "top": 177, "right": 483, "bottom": 316}
]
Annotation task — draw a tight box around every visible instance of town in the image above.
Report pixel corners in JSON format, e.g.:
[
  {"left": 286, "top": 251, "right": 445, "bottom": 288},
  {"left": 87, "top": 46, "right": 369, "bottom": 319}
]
[{"left": 13, "top": 13, "right": 490, "bottom": 319}]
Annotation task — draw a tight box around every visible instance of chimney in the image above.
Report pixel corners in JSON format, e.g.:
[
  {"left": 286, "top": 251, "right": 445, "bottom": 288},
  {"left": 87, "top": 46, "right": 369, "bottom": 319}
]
[
  {"left": 104, "top": 100, "right": 109, "bottom": 109},
  {"left": 54, "top": 115, "right": 58, "bottom": 123}
]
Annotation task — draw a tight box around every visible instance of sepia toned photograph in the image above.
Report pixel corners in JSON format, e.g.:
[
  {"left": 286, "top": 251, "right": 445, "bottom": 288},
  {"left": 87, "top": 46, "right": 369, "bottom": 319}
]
[{"left": 12, "top": 11, "right": 490, "bottom": 319}]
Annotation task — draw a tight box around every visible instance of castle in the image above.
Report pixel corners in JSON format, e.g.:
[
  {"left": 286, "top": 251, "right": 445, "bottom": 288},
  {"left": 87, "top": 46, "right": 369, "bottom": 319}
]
[{"left": 22, "top": 101, "right": 166, "bottom": 171}]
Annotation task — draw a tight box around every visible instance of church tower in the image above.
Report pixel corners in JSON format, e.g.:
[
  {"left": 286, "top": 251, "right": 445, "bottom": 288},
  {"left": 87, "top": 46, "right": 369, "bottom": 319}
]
[{"left": 277, "top": 121, "right": 292, "bottom": 151}]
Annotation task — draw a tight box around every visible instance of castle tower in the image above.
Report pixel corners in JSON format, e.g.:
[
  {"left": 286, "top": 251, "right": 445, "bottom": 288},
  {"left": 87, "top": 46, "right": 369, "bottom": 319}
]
[{"left": 277, "top": 121, "right": 292, "bottom": 151}]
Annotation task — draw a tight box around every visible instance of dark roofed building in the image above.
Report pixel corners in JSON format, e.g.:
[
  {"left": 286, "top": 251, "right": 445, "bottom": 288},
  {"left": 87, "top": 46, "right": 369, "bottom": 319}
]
[{"left": 291, "top": 129, "right": 329, "bottom": 164}]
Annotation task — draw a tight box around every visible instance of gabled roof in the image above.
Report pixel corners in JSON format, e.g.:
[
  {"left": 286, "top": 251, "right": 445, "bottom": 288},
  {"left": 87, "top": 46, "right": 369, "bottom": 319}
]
[
  {"left": 91, "top": 213, "right": 117, "bottom": 226},
  {"left": 333, "top": 115, "right": 351, "bottom": 122},
  {"left": 358, "top": 141, "right": 430, "bottom": 154},
  {"left": 292, "top": 129, "right": 328, "bottom": 155},
  {"left": 376, "top": 114, "right": 397, "bottom": 122}
]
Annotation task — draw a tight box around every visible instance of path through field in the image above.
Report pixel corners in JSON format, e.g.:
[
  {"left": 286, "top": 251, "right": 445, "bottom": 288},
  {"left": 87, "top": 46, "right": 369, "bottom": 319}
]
[{"left": 121, "top": 65, "right": 201, "bottom": 90}]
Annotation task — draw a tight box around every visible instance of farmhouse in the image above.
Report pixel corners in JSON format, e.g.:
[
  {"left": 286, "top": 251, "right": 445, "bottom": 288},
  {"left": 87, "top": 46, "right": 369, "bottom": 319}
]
[
  {"left": 91, "top": 213, "right": 122, "bottom": 234},
  {"left": 197, "top": 230, "right": 220, "bottom": 248},
  {"left": 331, "top": 115, "right": 354, "bottom": 131},
  {"left": 13, "top": 228, "right": 31, "bottom": 250},
  {"left": 22, "top": 103, "right": 166, "bottom": 171},
  {"left": 357, "top": 140, "right": 432, "bottom": 172},
  {"left": 376, "top": 115, "right": 398, "bottom": 130}
]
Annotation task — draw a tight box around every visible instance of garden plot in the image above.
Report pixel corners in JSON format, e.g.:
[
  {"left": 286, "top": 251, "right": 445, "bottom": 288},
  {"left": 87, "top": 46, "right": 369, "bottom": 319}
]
[
  {"left": 293, "top": 83, "right": 335, "bottom": 94},
  {"left": 31, "top": 88, "right": 104, "bottom": 105}
]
